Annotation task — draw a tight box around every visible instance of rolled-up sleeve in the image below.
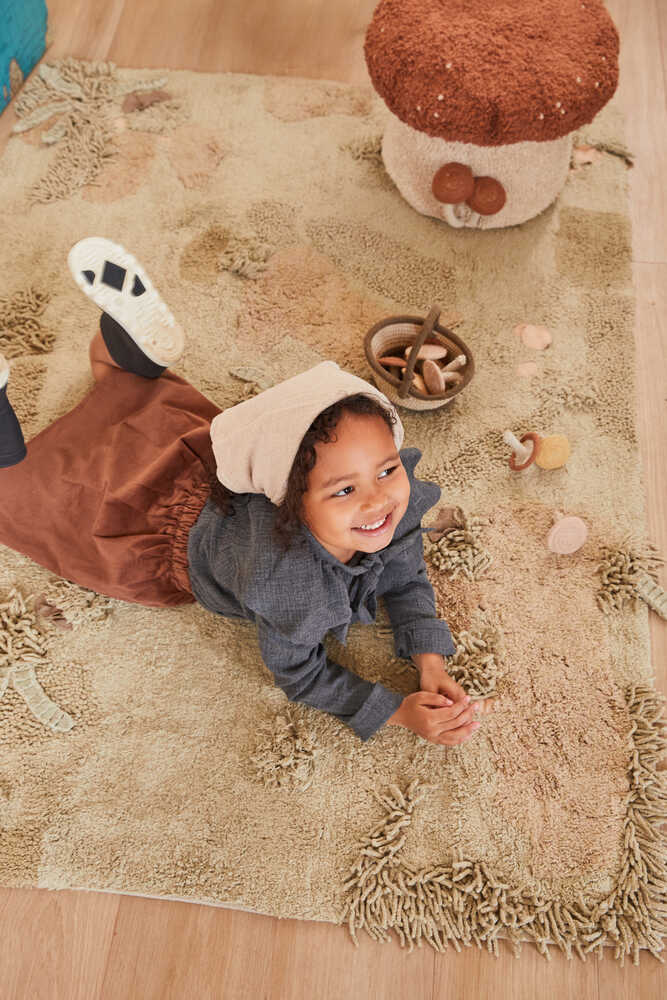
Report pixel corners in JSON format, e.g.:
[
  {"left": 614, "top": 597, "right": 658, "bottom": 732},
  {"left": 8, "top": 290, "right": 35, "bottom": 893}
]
[
  {"left": 256, "top": 616, "right": 403, "bottom": 741},
  {"left": 378, "top": 533, "right": 455, "bottom": 660}
]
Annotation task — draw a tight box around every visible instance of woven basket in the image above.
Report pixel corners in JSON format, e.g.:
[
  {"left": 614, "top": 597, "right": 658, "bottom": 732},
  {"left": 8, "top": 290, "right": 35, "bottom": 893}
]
[{"left": 364, "top": 305, "right": 474, "bottom": 411}]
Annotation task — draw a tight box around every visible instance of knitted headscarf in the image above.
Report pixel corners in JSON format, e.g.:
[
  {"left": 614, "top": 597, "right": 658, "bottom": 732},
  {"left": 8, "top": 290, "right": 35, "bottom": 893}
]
[{"left": 210, "top": 361, "right": 405, "bottom": 505}]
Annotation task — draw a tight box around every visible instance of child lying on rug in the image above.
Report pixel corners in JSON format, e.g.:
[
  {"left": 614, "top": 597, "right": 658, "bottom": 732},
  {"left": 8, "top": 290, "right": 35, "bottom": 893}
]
[{"left": 0, "top": 238, "right": 489, "bottom": 746}]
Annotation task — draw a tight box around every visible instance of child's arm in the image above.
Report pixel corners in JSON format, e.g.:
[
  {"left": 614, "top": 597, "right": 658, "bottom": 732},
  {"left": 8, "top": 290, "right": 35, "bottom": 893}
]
[
  {"left": 256, "top": 615, "right": 403, "bottom": 742},
  {"left": 377, "top": 527, "right": 456, "bottom": 666},
  {"left": 257, "top": 614, "right": 478, "bottom": 745}
]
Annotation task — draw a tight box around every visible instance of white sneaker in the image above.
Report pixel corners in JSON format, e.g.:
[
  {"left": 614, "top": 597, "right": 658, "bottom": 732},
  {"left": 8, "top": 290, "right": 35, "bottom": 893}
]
[
  {"left": 0, "top": 354, "right": 9, "bottom": 391},
  {"left": 67, "top": 237, "right": 185, "bottom": 366}
]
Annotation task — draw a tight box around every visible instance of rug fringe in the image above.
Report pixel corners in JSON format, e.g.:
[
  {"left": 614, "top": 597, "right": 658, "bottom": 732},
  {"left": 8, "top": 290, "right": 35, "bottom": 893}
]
[
  {"left": 596, "top": 540, "right": 664, "bottom": 615},
  {"left": 423, "top": 511, "right": 492, "bottom": 581},
  {"left": 342, "top": 685, "right": 666, "bottom": 965},
  {"left": 448, "top": 624, "right": 502, "bottom": 699}
]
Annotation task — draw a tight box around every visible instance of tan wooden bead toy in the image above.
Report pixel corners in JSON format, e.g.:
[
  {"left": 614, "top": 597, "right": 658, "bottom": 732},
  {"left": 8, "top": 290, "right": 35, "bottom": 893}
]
[{"left": 504, "top": 430, "right": 571, "bottom": 471}]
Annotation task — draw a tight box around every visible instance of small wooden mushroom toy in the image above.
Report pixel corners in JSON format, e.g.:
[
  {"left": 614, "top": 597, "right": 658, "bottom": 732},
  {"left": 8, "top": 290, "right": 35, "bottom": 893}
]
[
  {"left": 547, "top": 512, "right": 589, "bottom": 554},
  {"left": 504, "top": 430, "right": 571, "bottom": 471},
  {"left": 377, "top": 332, "right": 468, "bottom": 399}
]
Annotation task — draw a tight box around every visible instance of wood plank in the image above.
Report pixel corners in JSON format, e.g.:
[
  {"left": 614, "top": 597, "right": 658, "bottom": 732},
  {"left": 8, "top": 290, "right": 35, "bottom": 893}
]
[
  {"left": 99, "top": 896, "right": 434, "bottom": 1000},
  {"left": 0, "top": 887, "right": 119, "bottom": 1000},
  {"left": 634, "top": 262, "right": 667, "bottom": 684},
  {"left": 598, "top": 945, "right": 667, "bottom": 1000},
  {"left": 433, "top": 940, "right": 600, "bottom": 1000},
  {"left": 107, "top": 0, "right": 376, "bottom": 83},
  {"left": 606, "top": 0, "right": 667, "bottom": 265}
]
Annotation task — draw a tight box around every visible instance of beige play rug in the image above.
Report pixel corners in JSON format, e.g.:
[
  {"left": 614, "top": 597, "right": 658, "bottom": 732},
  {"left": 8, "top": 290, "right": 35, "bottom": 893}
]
[{"left": 0, "top": 59, "right": 665, "bottom": 966}]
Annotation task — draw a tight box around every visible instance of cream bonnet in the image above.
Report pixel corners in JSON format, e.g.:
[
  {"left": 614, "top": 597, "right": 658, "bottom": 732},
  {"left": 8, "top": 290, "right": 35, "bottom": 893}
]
[{"left": 210, "top": 361, "right": 404, "bottom": 505}]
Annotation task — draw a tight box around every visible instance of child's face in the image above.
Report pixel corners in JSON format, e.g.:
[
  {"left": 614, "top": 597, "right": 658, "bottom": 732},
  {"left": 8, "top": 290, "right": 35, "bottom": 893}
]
[{"left": 300, "top": 411, "right": 411, "bottom": 564}]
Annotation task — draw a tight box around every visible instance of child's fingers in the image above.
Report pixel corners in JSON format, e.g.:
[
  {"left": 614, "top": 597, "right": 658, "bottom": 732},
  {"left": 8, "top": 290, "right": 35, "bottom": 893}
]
[
  {"left": 437, "top": 721, "right": 481, "bottom": 745},
  {"left": 443, "top": 699, "right": 473, "bottom": 722},
  {"left": 417, "top": 692, "right": 451, "bottom": 709},
  {"left": 429, "top": 704, "right": 476, "bottom": 729}
]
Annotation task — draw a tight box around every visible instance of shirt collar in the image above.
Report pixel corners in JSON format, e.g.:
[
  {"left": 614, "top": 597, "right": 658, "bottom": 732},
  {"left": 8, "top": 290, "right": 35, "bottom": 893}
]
[{"left": 300, "top": 524, "right": 384, "bottom": 575}]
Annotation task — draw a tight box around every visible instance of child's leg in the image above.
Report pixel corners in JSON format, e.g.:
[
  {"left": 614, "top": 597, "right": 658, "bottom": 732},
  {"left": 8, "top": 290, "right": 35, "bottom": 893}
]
[
  {"left": 99, "top": 311, "right": 166, "bottom": 379},
  {"left": 90, "top": 314, "right": 166, "bottom": 381},
  {"left": 0, "top": 357, "right": 27, "bottom": 468},
  {"left": 0, "top": 337, "right": 219, "bottom": 605},
  {"left": 68, "top": 237, "right": 184, "bottom": 373}
]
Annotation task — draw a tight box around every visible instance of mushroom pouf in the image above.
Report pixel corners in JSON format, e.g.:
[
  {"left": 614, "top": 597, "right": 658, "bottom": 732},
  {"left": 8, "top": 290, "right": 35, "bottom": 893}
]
[{"left": 364, "top": 0, "right": 619, "bottom": 228}]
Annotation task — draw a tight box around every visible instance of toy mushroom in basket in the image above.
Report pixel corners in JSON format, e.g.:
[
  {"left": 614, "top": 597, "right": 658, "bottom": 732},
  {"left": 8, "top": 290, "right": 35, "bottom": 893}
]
[
  {"left": 364, "top": 0, "right": 619, "bottom": 228},
  {"left": 364, "top": 305, "right": 474, "bottom": 410}
]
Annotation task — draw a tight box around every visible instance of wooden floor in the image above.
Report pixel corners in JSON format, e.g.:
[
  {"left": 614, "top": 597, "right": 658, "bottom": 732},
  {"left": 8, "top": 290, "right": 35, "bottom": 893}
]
[{"left": 0, "top": 2, "right": 665, "bottom": 997}]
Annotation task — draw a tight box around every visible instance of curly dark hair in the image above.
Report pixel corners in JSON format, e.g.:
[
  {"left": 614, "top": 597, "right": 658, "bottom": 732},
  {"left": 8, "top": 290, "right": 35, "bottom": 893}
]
[{"left": 207, "top": 393, "right": 397, "bottom": 551}]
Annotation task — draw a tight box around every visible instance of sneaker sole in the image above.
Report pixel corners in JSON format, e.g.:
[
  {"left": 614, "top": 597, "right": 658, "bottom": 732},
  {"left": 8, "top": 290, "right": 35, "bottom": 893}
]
[
  {"left": 0, "top": 355, "right": 9, "bottom": 391},
  {"left": 67, "top": 238, "right": 185, "bottom": 366}
]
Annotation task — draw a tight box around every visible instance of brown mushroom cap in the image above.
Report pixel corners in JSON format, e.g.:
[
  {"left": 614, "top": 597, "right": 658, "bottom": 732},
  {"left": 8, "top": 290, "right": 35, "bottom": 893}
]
[
  {"left": 466, "top": 176, "right": 507, "bottom": 215},
  {"left": 364, "top": 0, "right": 619, "bottom": 146},
  {"left": 432, "top": 162, "right": 475, "bottom": 203}
]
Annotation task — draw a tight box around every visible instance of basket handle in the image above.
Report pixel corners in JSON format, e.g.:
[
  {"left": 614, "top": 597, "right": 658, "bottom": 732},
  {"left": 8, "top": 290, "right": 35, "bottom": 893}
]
[{"left": 398, "top": 305, "right": 441, "bottom": 398}]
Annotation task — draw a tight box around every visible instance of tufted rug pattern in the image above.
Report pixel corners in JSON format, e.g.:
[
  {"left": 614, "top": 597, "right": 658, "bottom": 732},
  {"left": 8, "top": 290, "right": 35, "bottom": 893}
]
[{"left": 0, "top": 59, "right": 664, "bottom": 965}]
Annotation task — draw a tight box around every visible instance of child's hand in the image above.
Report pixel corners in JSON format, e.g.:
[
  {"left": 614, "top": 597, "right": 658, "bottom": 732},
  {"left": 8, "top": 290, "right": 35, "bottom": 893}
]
[
  {"left": 418, "top": 659, "right": 467, "bottom": 703},
  {"left": 386, "top": 691, "right": 481, "bottom": 746},
  {"left": 419, "top": 661, "right": 496, "bottom": 723}
]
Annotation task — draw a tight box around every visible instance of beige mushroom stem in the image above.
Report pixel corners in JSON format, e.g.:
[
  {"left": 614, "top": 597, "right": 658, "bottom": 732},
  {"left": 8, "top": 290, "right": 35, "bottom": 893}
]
[
  {"left": 443, "top": 203, "right": 482, "bottom": 229},
  {"left": 442, "top": 354, "right": 467, "bottom": 372},
  {"left": 503, "top": 430, "right": 532, "bottom": 464}
]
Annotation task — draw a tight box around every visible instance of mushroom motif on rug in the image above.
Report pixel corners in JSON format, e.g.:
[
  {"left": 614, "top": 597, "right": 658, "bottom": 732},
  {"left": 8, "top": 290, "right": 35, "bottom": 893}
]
[{"left": 364, "top": 0, "right": 619, "bottom": 228}]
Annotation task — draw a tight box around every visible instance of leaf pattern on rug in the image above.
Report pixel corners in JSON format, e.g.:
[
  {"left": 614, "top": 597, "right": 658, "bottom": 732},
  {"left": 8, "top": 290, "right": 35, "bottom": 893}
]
[
  {"left": 249, "top": 704, "right": 321, "bottom": 791},
  {"left": 0, "top": 589, "right": 74, "bottom": 733},
  {"left": 596, "top": 538, "right": 665, "bottom": 617},
  {"left": 11, "top": 58, "right": 170, "bottom": 203},
  {"left": 343, "top": 691, "right": 667, "bottom": 966},
  {"left": 375, "top": 621, "right": 500, "bottom": 702},
  {"left": 423, "top": 509, "right": 493, "bottom": 581},
  {"left": 180, "top": 225, "right": 272, "bottom": 282},
  {"left": 447, "top": 624, "right": 502, "bottom": 699},
  {"left": 39, "top": 577, "right": 115, "bottom": 628},
  {"left": 0, "top": 287, "right": 52, "bottom": 357}
]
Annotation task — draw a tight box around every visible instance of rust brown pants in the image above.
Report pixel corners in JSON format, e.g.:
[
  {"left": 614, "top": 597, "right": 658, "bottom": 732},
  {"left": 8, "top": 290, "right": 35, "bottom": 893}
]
[{"left": 0, "top": 332, "right": 221, "bottom": 607}]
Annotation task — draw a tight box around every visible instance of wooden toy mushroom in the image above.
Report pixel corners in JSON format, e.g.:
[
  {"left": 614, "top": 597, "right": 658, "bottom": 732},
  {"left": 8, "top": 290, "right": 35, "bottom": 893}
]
[
  {"left": 504, "top": 431, "right": 541, "bottom": 471},
  {"left": 364, "top": 0, "right": 619, "bottom": 228},
  {"left": 547, "top": 512, "right": 589, "bottom": 554},
  {"left": 505, "top": 430, "right": 571, "bottom": 471}
]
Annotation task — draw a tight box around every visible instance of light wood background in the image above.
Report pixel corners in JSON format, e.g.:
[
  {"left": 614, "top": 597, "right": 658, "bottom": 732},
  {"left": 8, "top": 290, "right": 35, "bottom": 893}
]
[{"left": 0, "top": 2, "right": 665, "bottom": 997}]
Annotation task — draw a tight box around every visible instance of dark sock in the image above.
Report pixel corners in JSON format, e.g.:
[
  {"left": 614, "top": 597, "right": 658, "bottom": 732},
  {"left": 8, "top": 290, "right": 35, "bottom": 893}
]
[
  {"left": 100, "top": 312, "right": 166, "bottom": 380},
  {"left": 0, "top": 384, "right": 27, "bottom": 468}
]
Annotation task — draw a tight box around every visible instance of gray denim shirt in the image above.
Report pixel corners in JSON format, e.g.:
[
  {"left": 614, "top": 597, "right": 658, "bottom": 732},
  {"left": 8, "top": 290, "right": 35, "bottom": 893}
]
[{"left": 187, "top": 447, "right": 455, "bottom": 741}]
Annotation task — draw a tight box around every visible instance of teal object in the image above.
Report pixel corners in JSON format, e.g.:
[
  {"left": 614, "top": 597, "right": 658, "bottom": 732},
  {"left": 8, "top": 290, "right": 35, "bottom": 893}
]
[{"left": 0, "top": 0, "right": 48, "bottom": 114}]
